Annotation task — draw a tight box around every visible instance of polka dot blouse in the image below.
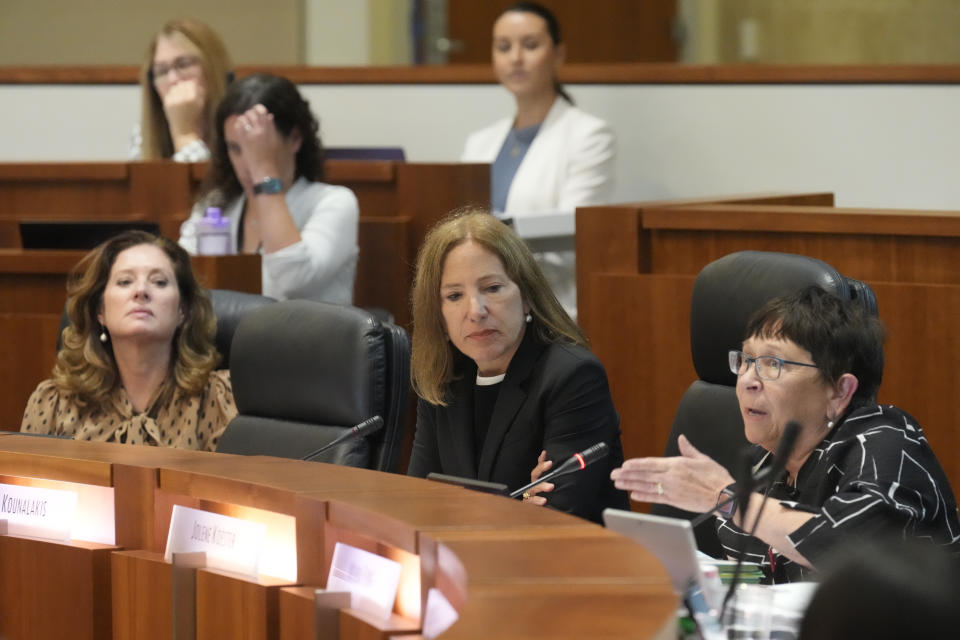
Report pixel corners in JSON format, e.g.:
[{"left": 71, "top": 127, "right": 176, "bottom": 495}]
[{"left": 20, "top": 370, "right": 237, "bottom": 452}]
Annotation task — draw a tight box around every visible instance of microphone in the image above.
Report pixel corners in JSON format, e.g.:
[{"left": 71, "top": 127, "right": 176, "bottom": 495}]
[
  {"left": 300, "top": 416, "right": 384, "bottom": 462},
  {"left": 765, "top": 420, "right": 800, "bottom": 486},
  {"left": 732, "top": 449, "right": 756, "bottom": 526},
  {"left": 720, "top": 421, "right": 802, "bottom": 620},
  {"left": 508, "top": 442, "right": 610, "bottom": 499}
]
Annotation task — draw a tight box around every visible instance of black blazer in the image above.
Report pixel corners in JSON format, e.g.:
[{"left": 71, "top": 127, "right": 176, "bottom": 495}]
[{"left": 408, "top": 329, "right": 629, "bottom": 523}]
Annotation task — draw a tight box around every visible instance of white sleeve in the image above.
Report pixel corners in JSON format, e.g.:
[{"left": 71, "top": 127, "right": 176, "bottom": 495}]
[
  {"left": 129, "top": 123, "right": 143, "bottom": 161},
  {"left": 556, "top": 118, "right": 615, "bottom": 209},
  {"left": 262, "top": 186, "right": 359, "bottom": 300},
  {"left": 172, "top": 139, "right": 211, "bottom": 163}
]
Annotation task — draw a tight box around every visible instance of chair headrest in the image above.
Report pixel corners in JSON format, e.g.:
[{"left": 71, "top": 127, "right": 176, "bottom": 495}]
[
  {"left": 209, "top": 289, "right": 275, "bottom": 367},
  {"left": 690, "top": 251, "right": 854, "bottom": 385},
  {"left": 229, "top": 300, "right": 386, "bottom": 427}
]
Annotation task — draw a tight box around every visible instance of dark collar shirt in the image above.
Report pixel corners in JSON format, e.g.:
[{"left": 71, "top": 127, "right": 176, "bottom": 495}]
[
  {"left": 408, "top": 328, "right": 629, "bottom": 523},
  {"left": 717, "top": 404, "right": 960, "bottom": 582}
]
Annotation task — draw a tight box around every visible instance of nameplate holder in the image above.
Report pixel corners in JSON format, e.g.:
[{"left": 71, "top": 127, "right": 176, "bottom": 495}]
[
  {"left": 421, "top": 587, "right": 459, "bottom": 639},
  {"left": 314, "top": 589, "right": 351, "bottom": 638},
  {"left": 326, "top": 542, "right": 402, "bottom": 620},
  {"left": 0, "top": 482, "right": 77, "bottom": 542},
  {"left": 164, "top": 505, "right": 266, "bottom": 578},
  {"left": 171, "top": 552, "right": 206, "bottom": 640}
]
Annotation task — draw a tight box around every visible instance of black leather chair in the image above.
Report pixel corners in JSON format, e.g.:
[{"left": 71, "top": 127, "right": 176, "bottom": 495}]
[
  {"left": 216, "top": 300, "right": 410, "bottom": 472},
  {"left": 652, "top": 250, "right": 878, "bottom": 557},
  {"left": 207, "top": 289, "right": 276, "bottom": 368},
  {"left": 56, "top": 288, "right": 274, "bottom": 369}
]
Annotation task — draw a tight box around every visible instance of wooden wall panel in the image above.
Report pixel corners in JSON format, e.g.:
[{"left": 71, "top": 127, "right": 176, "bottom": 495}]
[
  {"left": 0, "top": 537, "right": 115, "bottom": 640},
  {"left": 586, "top": 274, "right": 696, "bottom": 469},
  {"left": 111, "top": 551, "right": 172, "bottom": 640}
]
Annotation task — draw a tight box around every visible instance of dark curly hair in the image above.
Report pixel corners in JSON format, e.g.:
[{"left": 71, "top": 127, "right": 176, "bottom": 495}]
[{"left": 202, "top": 73, "right": 324, "bottom": 205}]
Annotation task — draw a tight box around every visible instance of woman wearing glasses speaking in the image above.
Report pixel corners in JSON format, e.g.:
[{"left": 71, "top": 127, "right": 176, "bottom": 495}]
[
  {"left": 131, "top": 18, "right": 233, "bottom": 162},
  {"left": 611, "top": 286, "right": 960, "bottom": 582}
]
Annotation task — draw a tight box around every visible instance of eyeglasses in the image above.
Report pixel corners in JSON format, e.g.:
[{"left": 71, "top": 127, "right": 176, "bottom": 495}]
[
  {"left": 728, "top": 349, "right": 817, "bottom": 381},
  {"left": 151, "top": 56, "right": 201, "bottom": 84}
]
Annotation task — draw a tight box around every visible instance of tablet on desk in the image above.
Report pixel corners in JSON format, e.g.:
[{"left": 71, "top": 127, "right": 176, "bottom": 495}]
[
  {"left": 19, "top": 220, "right": 162, "bottom": 250},
  {"left": 603, "top": 508, "right": 707, "bottom": 596},
  {"left": 426, "top": 472, "right": 509, "bottom": 496}
]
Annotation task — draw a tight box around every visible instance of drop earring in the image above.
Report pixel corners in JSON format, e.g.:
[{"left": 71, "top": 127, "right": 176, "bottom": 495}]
[
  {"left": 525, "top": 313, "right": 532, "bottom": 323},
  {"left": 99, "top": 325, "right": 108, "bottom": 343}
]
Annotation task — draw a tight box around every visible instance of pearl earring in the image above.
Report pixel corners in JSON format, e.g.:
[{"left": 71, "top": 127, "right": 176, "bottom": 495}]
[
  {"left": 99, "top": 328, "right": 108, "bottom": 343},
  {"left": 525, "top": 313, "right": 532, "bottom": 323},
  {"left": 827, "top": 419, "right": 835, "bottom": 429}
]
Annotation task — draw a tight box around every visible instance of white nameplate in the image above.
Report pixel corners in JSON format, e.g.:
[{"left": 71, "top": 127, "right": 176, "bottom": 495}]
[
  {"left": 422, "top": 587, "right": 459, "bottom": 639},
  {"left": 164, "top": 505, "right": 266, "bottom": 578},
  {"left": 0, "top": 482, "right": 77, "bottom": 542},
  {"left": 326, "top": 542, "right": 402, "bottom": 620}
]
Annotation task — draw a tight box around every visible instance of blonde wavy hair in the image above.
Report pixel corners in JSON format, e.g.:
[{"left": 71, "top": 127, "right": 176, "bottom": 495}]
[
  {"left": 411, "top": 208, "right": 586, "bottom": 405},
  {"left": 53, "top": 231, "right": 220, "bottom": 407},
  {"left": 139, "top": 18, "right": 233, "bottom": 160}
]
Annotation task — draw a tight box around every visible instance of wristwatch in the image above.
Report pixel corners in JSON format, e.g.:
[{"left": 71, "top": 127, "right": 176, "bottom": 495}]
[
  {"left": 716, "top": 483, "right": 738, "bottom": 520},
  {"left": 252, "top": 176, "right": 284, "bottom": 195}
]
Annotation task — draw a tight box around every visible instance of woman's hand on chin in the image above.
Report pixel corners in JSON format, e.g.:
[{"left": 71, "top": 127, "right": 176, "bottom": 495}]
[
  {"left": 164, "top": 78, "right": 206, "bottom": 148},
  {"left": 610, "top": 434, "right": 734, "bottom": 513}
]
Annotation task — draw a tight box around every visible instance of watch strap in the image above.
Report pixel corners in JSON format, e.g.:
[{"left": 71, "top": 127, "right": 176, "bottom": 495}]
[{"left": 253, "top": 176, "right": 284, "bottom": 195}]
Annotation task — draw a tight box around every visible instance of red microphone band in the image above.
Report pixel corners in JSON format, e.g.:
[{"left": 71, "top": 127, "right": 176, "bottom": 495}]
[{"left": 574, "top": 452, "right": 585, "bottom": 470}]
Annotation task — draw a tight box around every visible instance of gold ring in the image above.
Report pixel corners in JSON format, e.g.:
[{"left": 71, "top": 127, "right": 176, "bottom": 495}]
[
  {"left": 656, "top": 482, "right": 663, "bottom": 496},
  {"left": 522, "top": 491, "right": 531, "bottom": 500}
]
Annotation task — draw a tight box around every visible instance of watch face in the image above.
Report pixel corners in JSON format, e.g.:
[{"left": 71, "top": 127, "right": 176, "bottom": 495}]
[
  {"left": 253, "top": 177, "right": 283, "bottom": 194},
  {"left": 718, "top": 489, "right": 737, "bottom": 519}
]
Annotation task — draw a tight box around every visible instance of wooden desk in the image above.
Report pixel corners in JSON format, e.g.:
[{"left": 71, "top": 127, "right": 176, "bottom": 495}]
[
  {"left": 577, "top": 193, "right": 960, "bottom": 492},
  {"left": 0, "top": 252, "right": 260, "bottom": 431},
  {"left": 0, "top": 160, "right": 489, "bottom": 328},
  {"left": 0, "top": 436, "right": 676, "bottom": 639}
]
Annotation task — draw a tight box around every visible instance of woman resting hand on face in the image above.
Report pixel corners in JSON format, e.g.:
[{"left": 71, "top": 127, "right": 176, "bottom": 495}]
[
  {"left": 406, "top": 209, "right": 628, "bottom": 523},
  {"left": 179, "top": 73, "right": 359, "bottom": 304},
  {"left": 611, "top": 286, "right": 960, "bottom": 582},
  {"left": 133, "top": 18, "right": 233, "bottom": 162},
  {"left": 21, "top": 231, "right": 236, "bottom": 451}
]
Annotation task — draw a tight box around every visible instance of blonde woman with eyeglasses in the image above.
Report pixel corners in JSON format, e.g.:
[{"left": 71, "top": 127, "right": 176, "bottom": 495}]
[{"left": 131, "top": 18, "right": 233, "bottom": 162}]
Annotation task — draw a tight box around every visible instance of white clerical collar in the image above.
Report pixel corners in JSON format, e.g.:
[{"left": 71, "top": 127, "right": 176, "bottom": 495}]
[{"left": 475, "top": 373, "right": 506, "bottom": 386}]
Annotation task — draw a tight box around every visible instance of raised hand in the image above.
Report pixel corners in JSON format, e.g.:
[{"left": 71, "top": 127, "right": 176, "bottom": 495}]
[{"left": 163, "top": 78, "right": 207, "bottom": 151}]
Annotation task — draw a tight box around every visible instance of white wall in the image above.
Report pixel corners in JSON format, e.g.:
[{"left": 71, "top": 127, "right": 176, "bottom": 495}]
[
  {"left": 304, "top": 0, "right": 370, "bottom": 65},
  {"left": 2, "top": 82, "right": 958, "bottom": 209}
]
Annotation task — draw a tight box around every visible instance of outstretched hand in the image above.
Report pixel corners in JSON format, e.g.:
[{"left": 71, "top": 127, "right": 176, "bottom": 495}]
[{"left": 609, "top": 435, "right": 734, "bottom": 512}]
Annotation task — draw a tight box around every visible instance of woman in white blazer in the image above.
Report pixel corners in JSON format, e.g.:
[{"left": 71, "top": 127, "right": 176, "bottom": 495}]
[{"left": 461, "top": 2, "right": 615, "bottom": 318}]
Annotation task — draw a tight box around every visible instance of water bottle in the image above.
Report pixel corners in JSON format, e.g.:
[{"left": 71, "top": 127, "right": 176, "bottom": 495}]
[{"left": 196, "top": 206, "right": 232, "bottom": 256}]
